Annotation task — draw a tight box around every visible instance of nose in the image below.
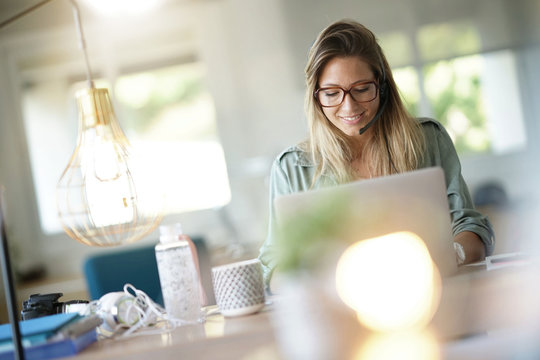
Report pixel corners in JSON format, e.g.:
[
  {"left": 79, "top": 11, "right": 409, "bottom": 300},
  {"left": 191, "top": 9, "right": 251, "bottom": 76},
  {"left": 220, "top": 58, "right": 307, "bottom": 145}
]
[{"left": 340, "top": 92, "right": 358, "bottom": 111}]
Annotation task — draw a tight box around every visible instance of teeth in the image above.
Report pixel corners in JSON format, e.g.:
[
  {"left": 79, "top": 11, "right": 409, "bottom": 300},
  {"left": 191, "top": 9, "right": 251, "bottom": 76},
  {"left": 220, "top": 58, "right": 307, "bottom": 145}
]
[{"left": 341, "top": 114, "right": 361, "bottom": 121}]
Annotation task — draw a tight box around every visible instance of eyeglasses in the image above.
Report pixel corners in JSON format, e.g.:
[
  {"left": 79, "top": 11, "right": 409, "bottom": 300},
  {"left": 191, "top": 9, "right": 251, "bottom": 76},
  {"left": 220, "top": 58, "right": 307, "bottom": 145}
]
[{"left": 314, "top": 81, "right": 379, "bottom": 108}]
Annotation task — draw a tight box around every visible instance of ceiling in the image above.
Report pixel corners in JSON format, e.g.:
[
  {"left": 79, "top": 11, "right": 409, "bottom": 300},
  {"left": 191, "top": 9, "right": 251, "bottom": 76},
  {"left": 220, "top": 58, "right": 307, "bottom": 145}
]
[
  {"left": 0, "top": 0, "right": 48, "bottom": 21},
  {"left": 0, "top": 0, "right": 184, "bottom": 32},
  {"left": 0, "top": 0, "right": 81, "bottom": 32}
]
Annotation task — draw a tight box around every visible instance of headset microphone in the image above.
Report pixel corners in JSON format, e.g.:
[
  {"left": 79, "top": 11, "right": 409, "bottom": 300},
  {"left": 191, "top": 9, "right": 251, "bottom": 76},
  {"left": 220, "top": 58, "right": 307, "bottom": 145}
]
[
  {"left": 359, "top": 55, "right": 388, "bottom": 135},
  {"left": 359, "top": 88, "right": 387, "bottom": 135}
]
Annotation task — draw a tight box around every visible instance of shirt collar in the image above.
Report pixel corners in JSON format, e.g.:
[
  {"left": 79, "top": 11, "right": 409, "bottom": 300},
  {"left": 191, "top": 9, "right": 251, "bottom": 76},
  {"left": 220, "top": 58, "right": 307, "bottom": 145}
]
[{"left": 295, "top": 150, "right": 314, "bottom": 167}]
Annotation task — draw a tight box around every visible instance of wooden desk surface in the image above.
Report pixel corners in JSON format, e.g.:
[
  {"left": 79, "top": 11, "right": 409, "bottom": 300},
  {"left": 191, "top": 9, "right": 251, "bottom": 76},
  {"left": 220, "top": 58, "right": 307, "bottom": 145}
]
[
  {"left": 64, "top": 264, "right": 540, "bottom": 360},
  {"left": 65, "top": 308, "right": 279, "bottom": 360}
]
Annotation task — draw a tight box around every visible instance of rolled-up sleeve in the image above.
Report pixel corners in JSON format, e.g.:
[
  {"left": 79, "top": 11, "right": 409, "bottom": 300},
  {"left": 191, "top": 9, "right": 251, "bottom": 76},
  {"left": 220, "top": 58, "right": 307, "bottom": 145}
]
[{"left": 421, "top": 119, "right": 495, "bottom": 255}]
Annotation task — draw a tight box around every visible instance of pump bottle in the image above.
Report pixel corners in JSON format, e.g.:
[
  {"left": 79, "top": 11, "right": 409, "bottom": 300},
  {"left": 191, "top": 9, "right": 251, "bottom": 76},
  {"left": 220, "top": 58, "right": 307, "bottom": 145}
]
[{"left": 155, "top": 224, "right": 203, "bottom": 324}]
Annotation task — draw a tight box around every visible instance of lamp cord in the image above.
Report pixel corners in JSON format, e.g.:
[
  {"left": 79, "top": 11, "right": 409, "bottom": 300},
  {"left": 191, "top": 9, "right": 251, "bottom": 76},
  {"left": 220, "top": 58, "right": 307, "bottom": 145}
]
[
  {"left": 0, "top": 0, "right": 95, "bottom": 88},
  {"left": 68, "top": 0, "right": 94, "bottom": 88}
]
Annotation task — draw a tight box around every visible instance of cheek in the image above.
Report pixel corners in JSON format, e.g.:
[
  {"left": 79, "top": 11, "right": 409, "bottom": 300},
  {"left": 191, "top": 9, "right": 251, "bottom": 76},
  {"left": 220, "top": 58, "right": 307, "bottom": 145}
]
[
  {"left": 321, "top": 107, "right": 335, "bottom": 121},
  {"left": 370, "top": 97, "right": 381, "bottom": 113}
]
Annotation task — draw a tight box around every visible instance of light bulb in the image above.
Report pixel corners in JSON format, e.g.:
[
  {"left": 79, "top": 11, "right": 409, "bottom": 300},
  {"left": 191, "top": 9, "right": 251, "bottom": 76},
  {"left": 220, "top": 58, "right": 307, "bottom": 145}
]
[
  {"left": 335, "top": 231, "right": 441, "bottom": 332},
  {"left": 57, "top": 88, "right": 161, "bottom": 246}
]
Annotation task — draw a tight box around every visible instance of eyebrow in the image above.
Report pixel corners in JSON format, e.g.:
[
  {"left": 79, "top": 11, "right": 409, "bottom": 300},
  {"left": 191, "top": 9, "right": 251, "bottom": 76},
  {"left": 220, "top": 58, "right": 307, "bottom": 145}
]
[{"left": 319, "top": 79, "right": 375, "bottom": 88}]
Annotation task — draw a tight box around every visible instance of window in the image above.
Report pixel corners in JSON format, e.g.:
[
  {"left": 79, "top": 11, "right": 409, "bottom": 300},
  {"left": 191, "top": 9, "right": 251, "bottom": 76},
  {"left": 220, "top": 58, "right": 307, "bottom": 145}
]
[
  {"left": 22, "top": 61, "right": 231, "bottom": 234},
  {"left": 423, "top": 51, "right": 525, "bottom": 155},
  {"left": 423, "top": 55, "right": 489, "bottom": 154},
  {"left": 393, "top": 66, "right": 420, "bottom": 116},
  {"left": 113, "top": 63, "right": 231, "bottom": 213},
  {"left": 385, "top": 22, "right": 526, "bottom": 156}
]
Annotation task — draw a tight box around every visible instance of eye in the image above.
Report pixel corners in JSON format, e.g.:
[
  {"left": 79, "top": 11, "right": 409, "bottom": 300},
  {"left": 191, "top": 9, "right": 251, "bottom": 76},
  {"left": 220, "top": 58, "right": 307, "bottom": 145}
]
[
  {"left": 321, "top": 88, "right": 342, "bottom": 98},
  {"left": 352, "top": 86, "right": 370, "bottom": 95}
]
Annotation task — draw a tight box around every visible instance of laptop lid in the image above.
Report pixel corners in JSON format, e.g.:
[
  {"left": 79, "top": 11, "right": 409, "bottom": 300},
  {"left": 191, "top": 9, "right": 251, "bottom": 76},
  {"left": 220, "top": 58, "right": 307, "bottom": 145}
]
[{"left": 274, "top": 166, "right": 458, "bottom": 277}]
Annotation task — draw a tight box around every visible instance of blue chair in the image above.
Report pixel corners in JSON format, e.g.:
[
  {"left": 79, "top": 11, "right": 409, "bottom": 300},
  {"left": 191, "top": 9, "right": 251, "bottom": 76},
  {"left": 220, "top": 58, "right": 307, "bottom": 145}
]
[{"left": 83, "top": 236, "right": 215, "bottom": 306}]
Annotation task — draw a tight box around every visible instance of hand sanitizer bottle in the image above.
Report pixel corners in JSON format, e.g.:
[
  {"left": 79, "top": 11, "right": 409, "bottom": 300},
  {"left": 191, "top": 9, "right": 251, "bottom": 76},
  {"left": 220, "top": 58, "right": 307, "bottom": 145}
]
[{"left": 155, "top": 224, "right": 203, "bottom": 324}]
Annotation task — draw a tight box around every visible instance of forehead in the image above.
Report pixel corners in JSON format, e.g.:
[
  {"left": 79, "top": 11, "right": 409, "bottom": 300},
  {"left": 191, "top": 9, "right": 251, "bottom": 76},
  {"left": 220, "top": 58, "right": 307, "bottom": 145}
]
[{"left": 319, "top": 56, "right": 374, "bottom": 86}]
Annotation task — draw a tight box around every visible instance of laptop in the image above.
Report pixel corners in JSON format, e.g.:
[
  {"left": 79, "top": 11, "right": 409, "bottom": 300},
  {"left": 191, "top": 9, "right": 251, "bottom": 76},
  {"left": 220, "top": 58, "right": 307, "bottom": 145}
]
[{"left": 273, "top": 166, "right": 458, "bottom": 277}]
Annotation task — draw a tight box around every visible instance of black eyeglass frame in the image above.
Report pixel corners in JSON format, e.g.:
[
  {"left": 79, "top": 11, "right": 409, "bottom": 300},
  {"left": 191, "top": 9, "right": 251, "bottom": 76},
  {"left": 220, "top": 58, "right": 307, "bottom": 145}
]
[{"left": 314, "top": 81, "right": 380, "bottom": 108}]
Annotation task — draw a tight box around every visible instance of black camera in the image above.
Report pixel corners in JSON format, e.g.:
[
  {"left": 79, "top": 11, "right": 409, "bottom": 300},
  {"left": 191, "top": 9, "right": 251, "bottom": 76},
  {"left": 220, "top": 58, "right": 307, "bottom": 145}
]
[{"left": 21, "top": 293, "right": 89, "bottom": 320}]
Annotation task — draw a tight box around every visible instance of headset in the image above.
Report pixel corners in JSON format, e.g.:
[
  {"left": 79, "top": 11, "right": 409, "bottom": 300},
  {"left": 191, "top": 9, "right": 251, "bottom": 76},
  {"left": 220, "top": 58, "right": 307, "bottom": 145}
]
[
  {"left": 358, "top": 52, "right": 398, "bottom": 173},
  {"left": 90, "top": 284, "right": 173, "bottom": 338},
  {"left": 96, "top": 291, "right": 141, "bottom": 334},
  {"left": 358, "top": 53, "right": 388, "bottom": 135}
]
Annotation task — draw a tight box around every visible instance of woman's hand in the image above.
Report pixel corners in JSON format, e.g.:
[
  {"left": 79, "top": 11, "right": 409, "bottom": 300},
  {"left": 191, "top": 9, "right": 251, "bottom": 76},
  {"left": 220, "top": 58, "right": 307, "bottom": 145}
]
[{"left": 453, "top": 231, "right": 486, "bottom": 265}]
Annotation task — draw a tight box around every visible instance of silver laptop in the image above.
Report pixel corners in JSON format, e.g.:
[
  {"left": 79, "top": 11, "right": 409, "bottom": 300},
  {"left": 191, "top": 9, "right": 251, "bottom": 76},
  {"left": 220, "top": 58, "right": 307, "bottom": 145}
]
[{"left": 274, "top": 166, "right": 458, "bottom": 277}]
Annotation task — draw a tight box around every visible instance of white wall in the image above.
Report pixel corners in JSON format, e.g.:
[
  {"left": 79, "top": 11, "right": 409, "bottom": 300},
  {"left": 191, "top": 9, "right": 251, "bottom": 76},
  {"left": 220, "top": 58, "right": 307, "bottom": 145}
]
[
  {"left": 0, "top": 46, "right": 43, "bottom": 272},
  {"left": 193, "top": 0, "right": 307, "bottom": 246},
  {"left": 0, "top": 0, "right": 539, "bottom": 279}
]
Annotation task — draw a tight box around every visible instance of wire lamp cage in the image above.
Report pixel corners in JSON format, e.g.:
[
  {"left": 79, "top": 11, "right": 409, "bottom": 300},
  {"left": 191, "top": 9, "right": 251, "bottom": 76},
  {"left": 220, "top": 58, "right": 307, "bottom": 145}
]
[
  {"left": 55, "top": 0, "right": 162, "bottom": 246},
  {"left": 1, "top": 0, "right": 162, "bottom": 247}
]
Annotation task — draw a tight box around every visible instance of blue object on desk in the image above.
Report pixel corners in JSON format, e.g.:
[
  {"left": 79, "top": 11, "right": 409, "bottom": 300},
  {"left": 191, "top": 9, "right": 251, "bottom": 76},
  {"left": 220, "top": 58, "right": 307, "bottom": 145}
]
[
  {"left": 0, "top": 313, "right": 97, "bottom": 360},
  {"left": 83, "top": 237, "right": 215, "bottom": 306},
  {"left": 0, "top": 313, "right": 79, "bottom": 344},
  {"left": 0, "top": 329, "right": 96, "bottom": 360}
]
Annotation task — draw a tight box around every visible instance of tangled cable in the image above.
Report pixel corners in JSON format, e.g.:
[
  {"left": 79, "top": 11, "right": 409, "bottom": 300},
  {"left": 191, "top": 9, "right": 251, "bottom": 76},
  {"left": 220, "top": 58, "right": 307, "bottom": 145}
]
[{"left": 85, "top": 283, "right": 181, "bottom": 339}]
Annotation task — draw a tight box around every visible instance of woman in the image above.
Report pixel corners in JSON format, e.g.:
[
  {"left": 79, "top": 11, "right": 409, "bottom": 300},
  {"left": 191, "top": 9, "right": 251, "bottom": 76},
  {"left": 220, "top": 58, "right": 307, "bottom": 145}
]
[{"left": 258, "top": 19, "right": 494, "bottom": 287}]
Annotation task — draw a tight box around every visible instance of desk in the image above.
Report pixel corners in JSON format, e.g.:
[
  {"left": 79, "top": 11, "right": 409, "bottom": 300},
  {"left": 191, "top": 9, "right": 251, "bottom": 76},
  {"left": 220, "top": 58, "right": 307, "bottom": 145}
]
[
  {"left": 65, "top": 264, "right": 540, "bottom": 360},
  {"left": 65, "top": 308, "right": 280, "bottom": 360}
]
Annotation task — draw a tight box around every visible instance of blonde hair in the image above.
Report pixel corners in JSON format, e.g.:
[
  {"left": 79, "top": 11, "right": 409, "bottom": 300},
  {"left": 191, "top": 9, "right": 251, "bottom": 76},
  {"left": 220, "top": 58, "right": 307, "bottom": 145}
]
[{"left": 304, "top": 19, "right": 425, "bottom": 185}]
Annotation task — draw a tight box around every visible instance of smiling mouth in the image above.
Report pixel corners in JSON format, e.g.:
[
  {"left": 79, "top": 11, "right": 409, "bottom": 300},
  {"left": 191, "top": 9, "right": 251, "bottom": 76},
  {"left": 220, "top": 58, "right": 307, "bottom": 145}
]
[{"left": 339, "top": 112, "right": 364, "bottom": 124}]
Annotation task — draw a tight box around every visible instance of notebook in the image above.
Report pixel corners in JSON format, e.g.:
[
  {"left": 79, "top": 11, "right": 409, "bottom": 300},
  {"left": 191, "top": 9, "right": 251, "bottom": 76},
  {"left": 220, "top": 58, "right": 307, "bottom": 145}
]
[
  {"left": 0, "top": 313, "right": 80, "bottom": 345},
  {"left": 0, "top": 313, "right": 98, "bottom": 360},
  {"left": 274, "top": 166, "right": 458, "bottom": 277}
]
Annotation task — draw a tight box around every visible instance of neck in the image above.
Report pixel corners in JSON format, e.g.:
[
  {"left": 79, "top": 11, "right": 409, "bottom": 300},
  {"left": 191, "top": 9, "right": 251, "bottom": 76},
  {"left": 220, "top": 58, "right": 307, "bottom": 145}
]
[
  {"left": 348, "top": 134, "right": 372, "bottom": 179},
  {"left": 349, "top": 129, "right": 372, "bottom": 156}
]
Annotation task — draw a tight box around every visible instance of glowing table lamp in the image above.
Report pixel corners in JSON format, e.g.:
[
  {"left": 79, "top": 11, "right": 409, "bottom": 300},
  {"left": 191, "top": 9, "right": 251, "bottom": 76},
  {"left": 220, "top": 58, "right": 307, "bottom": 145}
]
[
  {"left": 335, "top": 231, "right": 441, "bottom": 332},
  {"left": 335, "top": 232, "right": 443, "bottom": 359}
]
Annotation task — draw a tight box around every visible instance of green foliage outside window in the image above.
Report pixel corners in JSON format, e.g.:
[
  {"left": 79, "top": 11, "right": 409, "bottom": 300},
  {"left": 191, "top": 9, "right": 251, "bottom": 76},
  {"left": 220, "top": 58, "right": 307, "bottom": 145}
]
[
  {"left": 393, "top": 67, "right": 420, "bottom": 117},
  {"left": 393, "top": 56, "right": 491, "bottom": 155},
  {"left": 423, "top": 56, "right": 490, "bottom": 155},
  {"left": 115, "top": 63, "right": 214, "bottom": 140}
]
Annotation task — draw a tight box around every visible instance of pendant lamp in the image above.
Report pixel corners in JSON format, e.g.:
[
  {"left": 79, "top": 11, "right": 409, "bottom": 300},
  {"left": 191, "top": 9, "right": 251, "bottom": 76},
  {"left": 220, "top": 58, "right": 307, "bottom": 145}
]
[
  {"left": 1, "top": 0, "right": 162, "bottom": 247},
  {"left": 57, "top": 87, "right": 162, "bottom": 246},
  {"left": 54, "top": 1, "right": 161, "bottom": 246}
]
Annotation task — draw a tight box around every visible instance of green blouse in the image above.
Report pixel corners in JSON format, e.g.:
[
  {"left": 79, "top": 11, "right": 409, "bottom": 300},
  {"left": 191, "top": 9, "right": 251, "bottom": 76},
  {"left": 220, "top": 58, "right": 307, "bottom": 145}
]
[{"left": 258, "top": 118, "right": 495, "bottom": 286}]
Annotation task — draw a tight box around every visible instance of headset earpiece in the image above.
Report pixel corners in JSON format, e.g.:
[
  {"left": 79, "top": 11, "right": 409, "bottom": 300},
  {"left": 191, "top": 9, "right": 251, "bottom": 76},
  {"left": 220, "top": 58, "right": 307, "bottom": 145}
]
[
  {"left": 379, "top": 80, "right": 388, "bottom": 97},
  {"left": 358, "top": 54, "right": 389, "bottom": 135},
  {"left": 378, "top": 54, "right": 387, "bottom": 98}
]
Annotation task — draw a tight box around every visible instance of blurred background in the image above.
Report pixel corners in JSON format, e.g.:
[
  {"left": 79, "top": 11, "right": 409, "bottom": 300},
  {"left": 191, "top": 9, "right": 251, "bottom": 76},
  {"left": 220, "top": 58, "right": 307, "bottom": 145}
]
[{"left": 0, "top": 0, "right": 539, "bottom": 321}]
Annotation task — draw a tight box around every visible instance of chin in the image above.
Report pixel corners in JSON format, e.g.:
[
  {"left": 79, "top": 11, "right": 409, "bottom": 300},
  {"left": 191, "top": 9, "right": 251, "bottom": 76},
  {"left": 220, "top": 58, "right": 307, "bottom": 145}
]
[{"left": 341, "top": 128, "right": 362, "bottom": 137}]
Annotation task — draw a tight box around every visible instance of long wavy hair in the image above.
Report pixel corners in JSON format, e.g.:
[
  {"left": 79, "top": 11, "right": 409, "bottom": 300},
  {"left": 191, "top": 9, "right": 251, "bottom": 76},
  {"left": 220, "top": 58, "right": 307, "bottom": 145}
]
[{"left": 304, "top": 19, "right": 425, "bottom": 186}]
